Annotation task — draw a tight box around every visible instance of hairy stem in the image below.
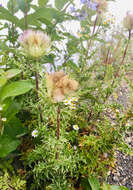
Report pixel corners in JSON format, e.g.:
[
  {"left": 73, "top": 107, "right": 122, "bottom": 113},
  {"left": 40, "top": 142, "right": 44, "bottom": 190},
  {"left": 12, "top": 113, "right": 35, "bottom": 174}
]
[
  {"left": 35, "top": 71, "right": 43, "bottom": 122},
  {"left": 11, "top": 0, "right": 15, "bottom": 45},
  {"left": 120, "top": 30, "right": 131, "bottom": 66}
]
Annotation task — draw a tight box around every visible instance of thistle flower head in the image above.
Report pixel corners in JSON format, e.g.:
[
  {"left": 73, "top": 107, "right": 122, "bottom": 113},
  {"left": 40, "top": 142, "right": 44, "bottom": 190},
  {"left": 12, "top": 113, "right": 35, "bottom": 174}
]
[
  {"left": 123, "top": 11, "right": 133, "bottom": 30},
  {"left": 93, "top": 0, "right": 107, "bottom": 14},
  {"left": 19, "top": 29, "right": 51, "bottom": 58},
  {"left": 46, "top": 72, "right": 79, "bottom": 103}
]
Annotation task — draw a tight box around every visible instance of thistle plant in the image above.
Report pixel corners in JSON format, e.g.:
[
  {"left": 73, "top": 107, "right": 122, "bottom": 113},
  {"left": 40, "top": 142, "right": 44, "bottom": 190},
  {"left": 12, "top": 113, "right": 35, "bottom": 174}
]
[
  {"left": 19, "top": 29, "right": 51, "bottom": 122},
  {"left": 123, "top": 11, "right": 133, "bottom": 31}
]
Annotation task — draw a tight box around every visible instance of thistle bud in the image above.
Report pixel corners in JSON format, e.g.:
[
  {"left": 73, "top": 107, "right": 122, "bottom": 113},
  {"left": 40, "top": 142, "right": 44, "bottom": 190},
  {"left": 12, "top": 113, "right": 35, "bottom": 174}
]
[
  {"left": 19, "top": 29, "right": 51, "bottom": 58},
  {"left": 93, "top": 0, "right": 107, "bottom": 14},
  {"left": 123, "top": 11, "right": 133, "bottom": 30}
]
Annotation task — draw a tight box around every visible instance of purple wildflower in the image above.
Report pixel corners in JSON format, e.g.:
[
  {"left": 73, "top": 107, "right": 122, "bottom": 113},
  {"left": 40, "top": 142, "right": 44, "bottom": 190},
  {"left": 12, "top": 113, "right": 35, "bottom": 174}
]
[
  {"left": 0, "top": 4, "right": 2, "bottom": 7},
  {"left": 70, "top": 6, "right": 76, "bottom": 13},
  {"left": 75, "top": 10, "right": 88, "bottom": 21},
  {"left": 87, "top": 1, "right": 98, "bottom": 11},
  {"left": 80, "top": 0, "right": 87, "bottom": 3}
]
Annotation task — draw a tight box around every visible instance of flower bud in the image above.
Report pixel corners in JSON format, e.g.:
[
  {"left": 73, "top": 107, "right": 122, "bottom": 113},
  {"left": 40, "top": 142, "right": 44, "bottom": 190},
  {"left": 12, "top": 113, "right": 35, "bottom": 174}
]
[
  {"left": 123, "top": 11, "right": 133, "bottom": 30},
  {"left": 93, "top": 0, "right": 107, "bottom": 14},
  {"left": 19, "top": 29, "right": 51, "bottom": 58}
]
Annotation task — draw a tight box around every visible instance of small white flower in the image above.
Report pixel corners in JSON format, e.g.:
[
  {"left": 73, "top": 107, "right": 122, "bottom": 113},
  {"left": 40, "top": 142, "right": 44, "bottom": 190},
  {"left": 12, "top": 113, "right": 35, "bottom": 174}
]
[
  {"left": 2, "top": 118, "right": 7, "bottom": 122},
  {"left": 31, "top": 76, "right": 35, "bottom": 80},
  {"left": 0, "top": 106, "right": 3, "bottom": 111},
  {"left": 73, "top": 125, "right": 79, "bottom": 130},
  {"left": 73, "top": 145, "right": 77, "bottom": 150},
  {"left": 71, "top": 97, "right": 78, "bottom": 102},
  {"left": 31, "top": 129, "right": 38, "bottom": 137},
  {"left": 64, "top": 99, "right": 71, "bottom": 105}
]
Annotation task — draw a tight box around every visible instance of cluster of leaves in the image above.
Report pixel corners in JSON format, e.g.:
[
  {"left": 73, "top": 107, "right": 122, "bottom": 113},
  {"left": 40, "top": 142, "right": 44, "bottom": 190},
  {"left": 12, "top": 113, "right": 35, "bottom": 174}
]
[{"left": 0, "top": 0, "right": 132, "bottom": 190}]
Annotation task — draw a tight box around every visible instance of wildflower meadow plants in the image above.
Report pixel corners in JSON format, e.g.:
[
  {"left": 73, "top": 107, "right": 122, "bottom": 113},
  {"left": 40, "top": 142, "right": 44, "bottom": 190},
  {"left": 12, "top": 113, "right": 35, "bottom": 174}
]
[{"left": 0, "top": 0, "right": 132, "bottom": 189}]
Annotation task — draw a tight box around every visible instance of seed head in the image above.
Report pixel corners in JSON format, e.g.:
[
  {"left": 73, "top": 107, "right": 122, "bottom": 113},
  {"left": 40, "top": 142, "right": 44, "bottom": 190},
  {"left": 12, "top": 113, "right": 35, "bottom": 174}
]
[{"left": 46, "top": 72, "right": 79, "bottom": 103}]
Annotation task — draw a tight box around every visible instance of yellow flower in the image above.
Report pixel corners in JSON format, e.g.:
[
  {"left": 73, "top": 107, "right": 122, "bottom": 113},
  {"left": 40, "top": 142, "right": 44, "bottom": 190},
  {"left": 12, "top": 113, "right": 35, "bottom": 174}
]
[{"left": 19, "top": 29, "right": 51, "bottom": 58}]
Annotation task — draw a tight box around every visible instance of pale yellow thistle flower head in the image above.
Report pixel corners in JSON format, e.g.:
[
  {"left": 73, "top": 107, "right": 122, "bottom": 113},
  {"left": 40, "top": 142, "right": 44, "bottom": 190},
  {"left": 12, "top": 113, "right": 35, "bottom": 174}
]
[
  {"left": 45, "top": 72, "right": 79, "bottom": 103},
  {"left": 93, "top": 0, "right": 108, "bottom": 14},
  {"left": 123, "top": 11, "right": 133, "bottom": 31},
  {"left": 19, "top": 29, "right": 51, "bottom": 58}
]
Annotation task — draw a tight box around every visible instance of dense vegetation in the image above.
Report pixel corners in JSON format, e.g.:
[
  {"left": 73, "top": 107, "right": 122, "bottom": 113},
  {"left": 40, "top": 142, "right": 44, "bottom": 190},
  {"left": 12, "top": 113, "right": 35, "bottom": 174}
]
[{"left": 0, "top": 0, "right": 132, "bottom": 189}]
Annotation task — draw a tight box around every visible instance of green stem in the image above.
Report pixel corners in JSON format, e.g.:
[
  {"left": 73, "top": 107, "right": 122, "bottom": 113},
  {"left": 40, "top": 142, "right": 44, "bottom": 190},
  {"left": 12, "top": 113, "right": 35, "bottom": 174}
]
[
  {"left": 0, "top": 112, "right": 2, "bottom": 135},
  {"left": 24, "top": 0, "right": 28, "bottom": 29},
  {"left": 56, "top": 105, "right": 61, "bottom": 159},
  {"left": 35, "top": 71, "right": 43, "bottom": 122}
]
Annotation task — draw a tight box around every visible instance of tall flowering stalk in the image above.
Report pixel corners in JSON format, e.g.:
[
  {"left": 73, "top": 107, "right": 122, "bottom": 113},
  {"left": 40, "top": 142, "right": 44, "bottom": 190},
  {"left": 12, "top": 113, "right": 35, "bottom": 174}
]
[
  {"left": 45, "top": 72, "right": 79, "bottom": 159},
  {"left": 19, "top": 29, "right": 51, "bottom": 122}
]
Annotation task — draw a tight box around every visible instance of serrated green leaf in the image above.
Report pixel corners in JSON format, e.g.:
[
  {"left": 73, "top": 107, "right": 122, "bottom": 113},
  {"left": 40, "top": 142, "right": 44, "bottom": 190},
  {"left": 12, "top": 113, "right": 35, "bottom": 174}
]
[{"left": 0, "top": 80, "right": 33, "bottom": 101}]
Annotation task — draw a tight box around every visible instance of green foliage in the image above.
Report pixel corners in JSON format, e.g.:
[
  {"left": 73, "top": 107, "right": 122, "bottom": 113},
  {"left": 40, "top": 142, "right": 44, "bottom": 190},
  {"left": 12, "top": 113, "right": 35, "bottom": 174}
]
[
  {"left": 55, "top": 0, "right": 69, "bottom": 10},
  {"left": 0, "top": 135, "right": 20, "bottom": 158},
  {"left": 0, "top": 80, "right": 33, "bottom": 101},
  {"left": 0, "top": 170, "right": 26, "bottom": 190}
]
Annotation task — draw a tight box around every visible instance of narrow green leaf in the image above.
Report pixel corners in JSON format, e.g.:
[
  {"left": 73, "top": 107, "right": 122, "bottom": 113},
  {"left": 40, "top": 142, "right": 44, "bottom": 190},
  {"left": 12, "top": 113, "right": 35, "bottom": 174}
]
[
  {"left": 88, "top": 177, "right": 100, "bottom": 190},
  {"left": 7, "top": 0, "right": 19, "bottom": 13},
  {"left": 0, "top": 80, "right": 33, "bottom": 101},
  {"left": 0, "top": 6, "right": 19, "bottom": 25}
]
